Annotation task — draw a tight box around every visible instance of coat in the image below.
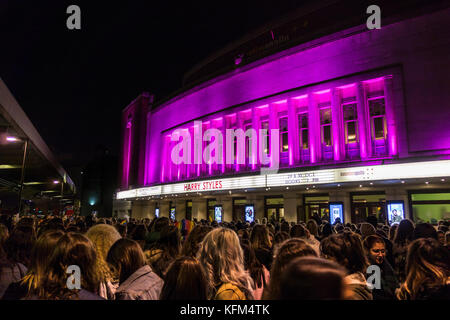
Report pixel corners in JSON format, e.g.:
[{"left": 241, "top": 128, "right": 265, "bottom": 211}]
[
  {"left": 345, "top": 272, "right": 373, "bottom": 300},
  {"left": 0, "top": 259, "right": 27, "bottom": 299},
  {"left": 114, "top": 265, "right": 164, "bottom": 300}
]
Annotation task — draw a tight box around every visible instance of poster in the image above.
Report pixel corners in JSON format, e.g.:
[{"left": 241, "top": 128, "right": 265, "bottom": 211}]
[
  {"left": 155, "top": 207, "right": 159, "bottom": 218},
  {"left": 245, "top": 205, "right": 255, "bottom": 223},
  {"left": 170, "top": 207, "right": 176, "bottom": 221},
  {"left": 387, "top": 201, "right": 405, "bottom": 225},
  {"left": 329, "top": 202, "right": 344, "bottom": 224},
  {"left": 215, "top": 206, "right": 223, "bottom": 222}
]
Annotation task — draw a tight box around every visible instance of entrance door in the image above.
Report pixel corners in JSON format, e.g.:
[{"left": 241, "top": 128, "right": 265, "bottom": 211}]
[
  {"left": 266, "top": 207, "right": 284, "bottom": 222},
  {"left": 351, "top": 193, "right": 386, "bottom": 224}
]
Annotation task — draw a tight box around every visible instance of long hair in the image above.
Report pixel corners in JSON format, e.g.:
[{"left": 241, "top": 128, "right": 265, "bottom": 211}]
[
  {"left": 250, "top": 224, "right": 272, "bottom": 250},
  {"left": 397, "top": 238, "right": 450, "bottom": 300},
  {"left": 106, "top": 238, "right": 147, "bottom": 284},
  {"left": 159, "top": 256, "right": 209, "bottom": 300},
  {"left": 241, "top": 240, "right": 266, "bottom": 288},
  {"left": 263, "top": 238, "right": 317, "bottom": 299},
  {"left": 85, "top": 224, "right": 121, "bottom": 283},
  {"left": 36, "top": 232, "right": 101, "bottom": 299},
  {"left": 393, "top": 219, "right": 415, "bottom": 246},
  {"left": 306, "top": 219, "right": 319, "bottom": 238},
  {"left": 21, "top": 230, "right": 65, "bottom": 294},
  {"left": 181, "top": 225, "right": 213, "bottom": 258},
  {"left": 320, "top": 231, "right": 369, "bottom": 275},
  {"left": 197, "top": 228, "right": 254, "bottom": 299},
  {"left": 4, "top": 225, "right": 36, "bottom": 267}
]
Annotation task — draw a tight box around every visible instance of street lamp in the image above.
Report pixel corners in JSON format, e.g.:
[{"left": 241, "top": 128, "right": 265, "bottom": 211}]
[{"left": 6, "top": 136, "right": 28, "bottom": 215}]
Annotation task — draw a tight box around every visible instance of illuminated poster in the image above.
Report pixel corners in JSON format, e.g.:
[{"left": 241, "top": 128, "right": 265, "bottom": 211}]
[
  {"left": 245, "top": 205, "right": 255, "bottom": 223},
  {"left": 387, "top": 201, "right": 405, "bottom": 225},
  {"left": 155, "top": 207, "right": 159, "bottom": 218},
  {"left": 170, "top": 207, "right": 176, "bottom": 221},
  {"left": 329, "top": 202, "right": 344, "bottom": 224},
  {"left": 214, "top": 206, "right": 223, "bottom": 222}
]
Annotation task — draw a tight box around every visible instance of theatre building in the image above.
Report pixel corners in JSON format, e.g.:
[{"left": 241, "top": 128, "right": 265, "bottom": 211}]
[{"left": 114, "top": 1, "right": 450, "bottom": 225}]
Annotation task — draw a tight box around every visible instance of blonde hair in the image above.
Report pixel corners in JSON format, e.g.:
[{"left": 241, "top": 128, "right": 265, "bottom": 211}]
[
  {"left": 85, "top": 224, "right": 121, "bottom": 282},
  {"left": 197, "top": 228, "right": 254, "bottom": 299}
]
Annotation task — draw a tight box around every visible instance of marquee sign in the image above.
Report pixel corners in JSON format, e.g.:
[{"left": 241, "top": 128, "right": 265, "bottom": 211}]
[{"left": 116, "top": 160, "right": 450, "bottom": 199}]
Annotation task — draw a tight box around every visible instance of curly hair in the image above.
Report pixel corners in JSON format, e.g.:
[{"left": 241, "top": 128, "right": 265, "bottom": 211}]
[
  {"left": 85, "top": 224, "right": 121, "bottom": 282},
  {"left": 197, "top": 228, "right": 254, "bottom": 299}
]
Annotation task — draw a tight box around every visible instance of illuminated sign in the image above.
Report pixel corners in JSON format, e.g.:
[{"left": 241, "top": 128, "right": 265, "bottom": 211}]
[
  {"left": 116, "top": 160, "right": 450, "bottom": 199},
  {"left": 329, "top": 202, "right": 344, "bottom": 224}
]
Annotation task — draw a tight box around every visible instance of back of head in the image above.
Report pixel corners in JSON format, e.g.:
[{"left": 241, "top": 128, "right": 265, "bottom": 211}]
[
  {"left": 306, "top": 219, "right": 319, "bottom": 238},
  {"left": 107, "top": 238, "right": 147, "bottom": 284},
  {"left": 181, "top": 224, "right": 213, "bottom": 257},
  {"left": 320, "top": 231, "right": 368, "bottom": 275},
  {"left": 394, "top": 219, "right": 415, "bottom": 245},
  {"left": 41, "top": 232, "right": 100, "bottom": 298},
  {"left": 85, "top": 224, "right": 121, "bottom": 261},
  {"left": 280, "top": 221, "right": 290, "bottom": 233},
  {"left": 321, "top": 223, "right": 334, "bottom": 238},
  {"left": 290, "top": 224, "right": 309, "bottom": 239},
  {"left": 276, "top": 257, "right": 347, "bottom": 300},
  {"left": 5, "top": 225, "right": 37, "bottom": 267},
  {"left": 397, "top": 238, "right": 450, "bottom": 299},
  {"left": 413, "top": 223, "right": 438, "bottom": 241},
  {"left": 273, "top": 231, "right": 290, "bottom": 247},
  {"left": 250, "top": 224, "right": 271, "bottom": 250},
  {"left": 160, "top": 257, "right": 209, "bottom": 300}
]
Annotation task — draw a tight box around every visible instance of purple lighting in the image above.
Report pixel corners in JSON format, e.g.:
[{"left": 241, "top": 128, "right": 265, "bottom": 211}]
[{"left": 6, "top": 136, "right": 19, "bottom": 142}]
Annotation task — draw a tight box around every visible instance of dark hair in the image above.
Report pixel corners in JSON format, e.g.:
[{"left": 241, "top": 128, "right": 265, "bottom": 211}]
[
  {"left": 306, "top": 219, "right": 319, "bottom": 238},
  {"left": 147, "top": 225, "right": 181, "bottom": 279},
  {"left": 413, "top": 223, "right": 438, "bottom": 240},
  {"left": 263, "top": 238, "right": 317, "bottom": 299},
  {"left": 160, "top": 257, "right": 209, "bottom": 300},
  {"left": 273, "top": 231, "right": 290, "bottom": 247},
  {"left": 290, "top": 224, "right": 309, "bottom": 238},
  {"left": 363, "top": 234, "right": 385, "bottom": 252},
  {"left": 131, "top": 224, "right": 147, "bottom": 241},
  {"left": 250, "top": 224, "right": 271, "bottom": 250},
  {"left": 393, "top": 219, "right": 415, "bottom": 246},
  {"left": 280, "top": 221, "right": 290, "bottom": 233},
  {"left": 107, "top": 238, "right": 147, "bottom": 284},
  {"left": 181, "top": 225, "right": 212, "bottom": 258},
  {"left": 4, "top": 226, "right": 37, "bottom": 267},
  {"left": 241, "top": 240, "right": 266, "bottom": 288},
  {"left": 275, "top": 257, "right": 347, "bottom": 300},
  {"left": 37, "top": 232, "right": 101, "bottom": 299},
  {"left": 320, "top": 231, "right": 368, "bottom": 274}
]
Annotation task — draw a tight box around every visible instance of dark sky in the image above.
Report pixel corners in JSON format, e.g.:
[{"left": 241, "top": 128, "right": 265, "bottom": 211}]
[{"left": 0, "top": 1, "right": 305, "bottom": 169}]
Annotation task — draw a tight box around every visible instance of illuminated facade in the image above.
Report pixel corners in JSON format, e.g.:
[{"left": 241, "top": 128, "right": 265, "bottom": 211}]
[{"left": 115, "top": 4, "right": 450, "bottom": 224}]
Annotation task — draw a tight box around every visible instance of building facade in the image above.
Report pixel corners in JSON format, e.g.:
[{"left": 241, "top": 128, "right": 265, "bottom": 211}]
[{"left": 115, "top": 2, "right": 450, "bottom": 224}]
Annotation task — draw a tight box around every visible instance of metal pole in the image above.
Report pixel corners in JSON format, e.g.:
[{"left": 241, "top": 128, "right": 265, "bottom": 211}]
[
  {"left": 60, "top": 180, "right": 64, "bottom": 216},
  {"left": 18, "top": 139, "right": 28, "bottom": 215}
]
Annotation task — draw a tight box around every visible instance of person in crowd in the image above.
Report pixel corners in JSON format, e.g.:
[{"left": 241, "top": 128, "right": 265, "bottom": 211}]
[
  {"left": 144, "top": 225, "right": 180, "bottom": 279},
  {"left": 115, "top": 223, "right": 127, "bottom": 238},
  {"left": 181, "top": 224, "right": 213, "bottom": 258},
  {"left": 290, "top": 224, "right": 320, "bottom": 256},
  {"left": 26, "top": 232, "right": 103, "bottom": 300},
  {"left": 159, "top": 256, "right": 209, "bottom": 300},
  {"left": 0, "top": 224, "right": 8, "bottom": 248},
  {"left": 363, "top": 235, "right": 399, "bottom": 300},
  {"left": 145, "top": 217, "right": 170, "bottom": 248},
  {"left": 389, "top": 224, "right": 398, "bottom": 241},
  {"left": 413, "top": 223, "right": 438, "bottom": 240},
  {"left": 2, "top": 230, "right": 64, "bottom": 300},
  {"left": 306, "top": 219, "right": 320, "bottom": 241},
  {"left": 107, "top": 238, "right": 163, "bottom": 300},
  {"left": 240, "top": 240, "right": 269, "bottom": 300},
  {"left": 321, "top": 231, "right": 372, "bottom": 300},
  {"left": 320, "top": 223, "right": 334, "bottom": 240},
  {"left": 280, "top": 221, "right": 290, "bottom": 234},
  {"left": 250, "top": 224, "right": 273, "bottom": 271},
  {"left": 392, "top": 219, "right": 415, "bottom": 282},
  {"left": 273, "top": 231, "right": 290, "bottom": 252},
  {"left": 130, "top": 224, "right": 147, "bottom": 249},
  {"left": 197, "top": 228, "right": 254, "bottom": 300},
  {"left": 272, "top": 257, "right": 349, "bottom": 300},
  {"left": 262, "top": 238, "right": 317, "bottom": 299},
  {"left": 85, "top": 224, "right": 121, "bottom": 299},
  {"left": 397, "top": 238, "right": 450, "bottom": 299},
  {"left": 445, "top": 231, "right": 450, "bottom": 249}
]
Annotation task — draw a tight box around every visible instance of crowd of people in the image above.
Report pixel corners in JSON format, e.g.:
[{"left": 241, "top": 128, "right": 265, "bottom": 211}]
[{"left": 0, "top": 213, "right": 449, "bottom": 300}]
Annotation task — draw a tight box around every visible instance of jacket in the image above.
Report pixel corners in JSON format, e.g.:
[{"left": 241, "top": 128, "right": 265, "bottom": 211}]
[
  {"left": 371, "top": 260, "right": 399, "bottom": 300},
  {"left": 0, "top": 259, "right": 27, "bottom": 299},
  {"left": 115, "top": 265, "right": 164, "bottom": 300},
  {"left": 214, "top": 283, "right": 247, "bottom": 300},
  {"left": 345, "top": 272, "right": 373, "bottom": 300}
]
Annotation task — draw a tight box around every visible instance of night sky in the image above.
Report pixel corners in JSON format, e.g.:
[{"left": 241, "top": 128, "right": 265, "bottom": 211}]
[{"left": 0, "top": 1, "right": 306, "bottom": 170}]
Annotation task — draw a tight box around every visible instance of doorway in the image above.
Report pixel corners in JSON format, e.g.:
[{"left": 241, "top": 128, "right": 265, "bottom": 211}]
[
  {"left": 351, "top": 192, "right": 386, "bottom": 224},
  {"left": 265, "top": 196, "right": 284, "bottom": 222},
  {"left": 304, "top": 194, "right": 330, "bottom": 222}
]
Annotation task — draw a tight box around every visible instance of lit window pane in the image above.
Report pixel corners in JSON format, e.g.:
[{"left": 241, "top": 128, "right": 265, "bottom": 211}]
[
  {"left": 369, "top": 98, "right": 385, "bottom": 116},
  {"left": 347, "top": 121, "right": 357, "bottom": 143},
  {"left": 302, "top": 130, "right": 309, "bottom": 149},
  {"left": 281, "top": 132, "right": 289, "bottom": 152},
  {"left": 343, "top": 104, "right": 357, "bottom": 121},
  {"left": 374, "top": 117, "right": 385, "bottom": 139},
  {"left": 323, "top": 125, "right": 332, "bottom": 146},
  {"left": 320, "top": 108, "right": 332, "bottom": 124},
  {"left": 279, "top": 118, "right": 288, "bottom": 132}
]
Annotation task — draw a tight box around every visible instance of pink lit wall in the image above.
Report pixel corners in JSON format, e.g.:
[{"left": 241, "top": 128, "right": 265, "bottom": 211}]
[{"left": 120, "top": 7, "right": 450, "bottom": 189}]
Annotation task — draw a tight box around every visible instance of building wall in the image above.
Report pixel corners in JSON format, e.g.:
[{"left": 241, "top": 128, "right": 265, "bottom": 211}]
[{"left": 127, "top": 8, "right": 450, "bottom": 188}]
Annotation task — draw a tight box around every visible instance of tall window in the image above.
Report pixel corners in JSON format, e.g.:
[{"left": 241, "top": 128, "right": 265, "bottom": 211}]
[
  {"left": 369, "top": 98, "right": 387, "bottom": 140},
  {"left": 279, "top": 117, "right": 288, "bottom": 153},
  {"left": 343, "top": 103, "right": 358, "bottom": 144},
  {"left": 320, "top": 108, "right": 332, "bottom": 147},
  {"left": 261, "top": 120, "right": 270, "bottom": 155},
  {"left": 298, "top": 114, "right": 309, "bottom": 150}
]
